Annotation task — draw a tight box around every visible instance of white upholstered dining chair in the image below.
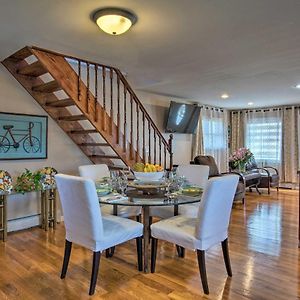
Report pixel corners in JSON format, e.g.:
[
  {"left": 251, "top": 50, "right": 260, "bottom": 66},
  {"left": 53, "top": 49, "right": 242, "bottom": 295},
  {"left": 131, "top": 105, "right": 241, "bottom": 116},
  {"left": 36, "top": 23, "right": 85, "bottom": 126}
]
[
  {"left": 55, "top": 174, "right": 143, "bottom": 295},
  {"left": 150, "top": 175, "right": 239, "bottom": 295},
  {"left": 78, "top": 164, "right": 142, "bottom": 219},
  {"left": 150, "top": 165, "right": 209, "bottom": 219}
]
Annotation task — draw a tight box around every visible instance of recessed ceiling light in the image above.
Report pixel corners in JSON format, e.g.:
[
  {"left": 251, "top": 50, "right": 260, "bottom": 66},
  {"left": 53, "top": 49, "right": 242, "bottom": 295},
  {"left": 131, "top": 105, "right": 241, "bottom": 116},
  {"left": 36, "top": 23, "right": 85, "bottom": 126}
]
[
  {"left": 295, "top": 84, "right": 300, "bottom": 89},
  {"left": 221, "top": 93, "right": 229, "bottom": 99},
  {"left": 92, "top": 7, "right": 137, "bottom": 35},
  {"left": 248, "top": 102, "right": 254, "bottom": 106}
]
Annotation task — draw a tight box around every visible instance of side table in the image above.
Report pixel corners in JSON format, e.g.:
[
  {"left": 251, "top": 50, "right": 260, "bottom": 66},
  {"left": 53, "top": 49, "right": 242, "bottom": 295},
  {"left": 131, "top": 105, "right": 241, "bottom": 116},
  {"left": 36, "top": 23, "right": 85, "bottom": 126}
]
[
  {"left": 41, "top": 187, "right": 57, "bottom": 231},
  {"left": 0, "top": 194, "right": 7, "bottom": 242}
]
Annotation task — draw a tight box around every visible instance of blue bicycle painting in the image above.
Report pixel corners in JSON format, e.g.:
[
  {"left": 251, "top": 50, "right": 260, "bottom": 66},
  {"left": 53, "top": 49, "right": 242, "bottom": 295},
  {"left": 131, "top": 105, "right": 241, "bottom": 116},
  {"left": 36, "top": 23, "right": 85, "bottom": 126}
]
[
  {"left": 0, "top": 122, "right": 40, "bottom": 153},
  {"left": 0, "top": 112, "right": 47, "bottom": 160}
]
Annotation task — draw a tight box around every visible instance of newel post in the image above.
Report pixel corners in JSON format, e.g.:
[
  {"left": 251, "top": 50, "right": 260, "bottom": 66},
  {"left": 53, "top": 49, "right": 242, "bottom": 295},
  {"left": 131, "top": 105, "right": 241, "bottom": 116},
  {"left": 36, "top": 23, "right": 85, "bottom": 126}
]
[{"left": 168, "top": 134, "right": 174, "bottom": 170}]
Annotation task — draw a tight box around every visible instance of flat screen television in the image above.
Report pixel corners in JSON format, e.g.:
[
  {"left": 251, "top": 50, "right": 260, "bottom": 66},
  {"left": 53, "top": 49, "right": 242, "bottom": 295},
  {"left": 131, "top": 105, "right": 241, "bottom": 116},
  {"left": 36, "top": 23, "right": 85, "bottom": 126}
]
[{"left": 165, "top": 101, "right": 200, "bottom": 133}]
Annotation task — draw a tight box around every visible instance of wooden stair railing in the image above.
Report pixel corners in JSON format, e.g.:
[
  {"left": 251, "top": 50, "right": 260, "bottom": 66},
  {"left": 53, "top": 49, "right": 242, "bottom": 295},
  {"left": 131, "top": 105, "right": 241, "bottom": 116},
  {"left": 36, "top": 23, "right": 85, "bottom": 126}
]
[{"left": 1, "top": 46, "right": 173, "bottom": 170}]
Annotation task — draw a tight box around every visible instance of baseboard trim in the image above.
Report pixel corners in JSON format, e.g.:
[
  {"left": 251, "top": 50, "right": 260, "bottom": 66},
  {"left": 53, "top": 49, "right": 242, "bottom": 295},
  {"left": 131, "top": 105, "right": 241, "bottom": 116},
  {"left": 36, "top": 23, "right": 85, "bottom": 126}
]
[{"left": 8, "top": 215, "right": 40, "bottom": 232}]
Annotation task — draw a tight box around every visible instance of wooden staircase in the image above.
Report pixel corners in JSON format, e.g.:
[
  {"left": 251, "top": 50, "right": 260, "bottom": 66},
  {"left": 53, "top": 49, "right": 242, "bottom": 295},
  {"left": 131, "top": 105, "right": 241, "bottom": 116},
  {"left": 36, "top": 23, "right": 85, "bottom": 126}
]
[{"left": 2, "top": 46, "right": 173, "bottom": 170}]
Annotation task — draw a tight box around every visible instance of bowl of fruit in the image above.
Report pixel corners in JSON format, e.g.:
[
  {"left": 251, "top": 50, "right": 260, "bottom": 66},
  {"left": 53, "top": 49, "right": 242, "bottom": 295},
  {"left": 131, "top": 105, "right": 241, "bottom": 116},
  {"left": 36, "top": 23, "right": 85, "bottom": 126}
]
[{"left": 133, "top": 163, "right": 164, "bottom": 182}]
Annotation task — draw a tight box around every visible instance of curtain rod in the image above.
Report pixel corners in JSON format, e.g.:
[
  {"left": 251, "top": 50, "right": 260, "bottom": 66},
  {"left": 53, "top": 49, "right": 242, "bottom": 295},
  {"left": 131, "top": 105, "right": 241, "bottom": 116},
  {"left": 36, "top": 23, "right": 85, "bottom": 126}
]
[
  {"left": 200, "top": 105, "right": 224, "bottom": 112},
  {"left": 231, "top": 105, "right": 300, "bottom": 114}
]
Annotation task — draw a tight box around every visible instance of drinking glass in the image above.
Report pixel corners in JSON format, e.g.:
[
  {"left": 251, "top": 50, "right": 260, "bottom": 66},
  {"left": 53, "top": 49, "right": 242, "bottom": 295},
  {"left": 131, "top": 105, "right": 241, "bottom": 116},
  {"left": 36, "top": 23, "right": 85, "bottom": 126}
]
[
  {"left": 117, "top": 176, "right": 128, "bottom": 196},
  {"left": 165, "top": 171, "right": 175, "bottom": 197},
  {"left": 110, "top": 170, "right": 119, "bottom": 192}
]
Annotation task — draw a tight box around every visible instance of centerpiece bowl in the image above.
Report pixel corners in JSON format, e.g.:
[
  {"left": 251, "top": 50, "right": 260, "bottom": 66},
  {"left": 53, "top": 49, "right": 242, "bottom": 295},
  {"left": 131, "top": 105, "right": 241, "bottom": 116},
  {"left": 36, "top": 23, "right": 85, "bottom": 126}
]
[{"left": 133, "top": 171, "right": 164, "bottom": 182}]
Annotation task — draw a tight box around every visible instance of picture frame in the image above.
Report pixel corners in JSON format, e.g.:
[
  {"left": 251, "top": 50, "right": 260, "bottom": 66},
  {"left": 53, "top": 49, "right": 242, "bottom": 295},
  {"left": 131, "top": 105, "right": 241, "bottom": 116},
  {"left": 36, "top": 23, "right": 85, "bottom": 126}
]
[{"left": 0, "top": 112, "right": 48, "bottom": 160}]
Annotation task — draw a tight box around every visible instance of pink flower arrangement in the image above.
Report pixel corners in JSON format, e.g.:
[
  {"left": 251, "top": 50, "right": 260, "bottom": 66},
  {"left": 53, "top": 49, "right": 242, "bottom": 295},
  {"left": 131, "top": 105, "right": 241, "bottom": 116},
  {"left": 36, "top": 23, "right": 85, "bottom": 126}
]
[{"left": 229, "top": 148, "right": 253, "bottom": 170}]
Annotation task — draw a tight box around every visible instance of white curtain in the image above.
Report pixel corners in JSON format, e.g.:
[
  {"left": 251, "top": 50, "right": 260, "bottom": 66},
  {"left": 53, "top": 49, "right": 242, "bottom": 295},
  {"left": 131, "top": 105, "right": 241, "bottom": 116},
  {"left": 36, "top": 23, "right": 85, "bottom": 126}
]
[
  {"left": 201, "top": 107, "right": 228, "bottom": 172},
  {"left": 244, "top": 108, "right": 283, "bottom": 176}
]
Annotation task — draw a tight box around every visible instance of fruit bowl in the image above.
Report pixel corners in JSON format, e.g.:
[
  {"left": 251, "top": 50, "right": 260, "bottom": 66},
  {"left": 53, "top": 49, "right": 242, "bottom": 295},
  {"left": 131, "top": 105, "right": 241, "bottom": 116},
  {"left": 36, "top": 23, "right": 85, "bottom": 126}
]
[{"left": 134, "top": 171, "right": 164, "bottom": 182}]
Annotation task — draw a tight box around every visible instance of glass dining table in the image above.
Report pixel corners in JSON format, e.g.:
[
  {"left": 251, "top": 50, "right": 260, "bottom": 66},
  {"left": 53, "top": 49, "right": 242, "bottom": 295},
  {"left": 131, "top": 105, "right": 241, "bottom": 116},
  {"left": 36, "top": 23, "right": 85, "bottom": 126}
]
[{"left": 98, "top": 190, "right": 202, "bottom": 273}]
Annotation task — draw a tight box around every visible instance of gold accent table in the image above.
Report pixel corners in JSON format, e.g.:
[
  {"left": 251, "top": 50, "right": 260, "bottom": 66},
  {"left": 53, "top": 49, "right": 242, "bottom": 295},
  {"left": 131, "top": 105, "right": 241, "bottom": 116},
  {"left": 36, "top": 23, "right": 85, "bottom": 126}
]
[
  {"left": 0, "top": 193, "right": 7, "bottom": 242},
  {"left": 41, "top": 186, "right": 57, "bottom": 231},
  {"left": 0, "top": 186, "right": 57, "bottom": 242}
]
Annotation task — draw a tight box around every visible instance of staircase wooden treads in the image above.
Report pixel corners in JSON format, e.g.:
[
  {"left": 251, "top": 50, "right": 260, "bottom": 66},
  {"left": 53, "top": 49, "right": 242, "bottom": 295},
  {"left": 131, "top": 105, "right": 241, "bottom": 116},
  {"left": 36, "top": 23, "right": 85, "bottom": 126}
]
[
  {"left": 32, "top": 80, "right": 61, "bottom": 93},
  {"left": 80, "top": 143, "right": 109, "bottom": 146},
  {"left": 58, "top": 115, "right": 86, "bottom": 121},
  {"left": 69, "top": 129, "right": 98, "bottom": 134},
  {"left": 46, "top": 99, "right": 74, "bottom": 107},
  {"left": 18, "top": 61, "right": 48, "bottom": 77}
]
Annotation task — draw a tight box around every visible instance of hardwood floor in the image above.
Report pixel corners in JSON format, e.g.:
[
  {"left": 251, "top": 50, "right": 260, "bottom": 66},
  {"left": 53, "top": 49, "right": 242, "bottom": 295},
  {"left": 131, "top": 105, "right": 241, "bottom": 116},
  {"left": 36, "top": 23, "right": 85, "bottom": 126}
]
[{"left": 0, "top": 189, "right": 299, "bottom": 299}]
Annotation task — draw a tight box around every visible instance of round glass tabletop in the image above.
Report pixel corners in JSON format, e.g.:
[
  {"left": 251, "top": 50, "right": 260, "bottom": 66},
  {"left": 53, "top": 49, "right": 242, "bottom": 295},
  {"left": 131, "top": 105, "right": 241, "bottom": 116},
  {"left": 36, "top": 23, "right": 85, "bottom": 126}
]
[{"left": 98, "top": 191, "right": 202, "bottom": 207}]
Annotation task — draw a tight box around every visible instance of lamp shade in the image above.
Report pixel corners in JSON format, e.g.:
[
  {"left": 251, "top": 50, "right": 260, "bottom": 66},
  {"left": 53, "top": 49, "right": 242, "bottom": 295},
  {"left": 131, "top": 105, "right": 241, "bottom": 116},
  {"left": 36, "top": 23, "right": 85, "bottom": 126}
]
[{"left": 93, "top": 8, "right": 137, "bottom": 35}]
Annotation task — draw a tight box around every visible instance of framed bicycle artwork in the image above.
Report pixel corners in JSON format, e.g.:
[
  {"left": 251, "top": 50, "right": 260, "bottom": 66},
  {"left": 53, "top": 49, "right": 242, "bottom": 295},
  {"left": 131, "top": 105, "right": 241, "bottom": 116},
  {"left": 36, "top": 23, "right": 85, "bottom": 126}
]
[{"left": 0, "top": 112, "right": 48, "bottom": 160}]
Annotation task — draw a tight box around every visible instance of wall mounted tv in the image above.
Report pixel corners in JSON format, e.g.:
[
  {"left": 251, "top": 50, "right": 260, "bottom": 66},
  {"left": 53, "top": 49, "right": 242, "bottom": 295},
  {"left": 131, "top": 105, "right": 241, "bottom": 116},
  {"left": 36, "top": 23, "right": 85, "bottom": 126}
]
[{"left": 165, "top": 101, "right": 200, "bottom": 133}]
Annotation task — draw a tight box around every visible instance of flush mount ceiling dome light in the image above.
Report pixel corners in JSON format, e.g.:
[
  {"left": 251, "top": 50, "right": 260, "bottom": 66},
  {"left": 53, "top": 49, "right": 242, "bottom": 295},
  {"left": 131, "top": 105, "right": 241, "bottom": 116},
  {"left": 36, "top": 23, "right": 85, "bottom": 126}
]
[{"left": 92, "top": 8, "right": 137, "bottom": 35}]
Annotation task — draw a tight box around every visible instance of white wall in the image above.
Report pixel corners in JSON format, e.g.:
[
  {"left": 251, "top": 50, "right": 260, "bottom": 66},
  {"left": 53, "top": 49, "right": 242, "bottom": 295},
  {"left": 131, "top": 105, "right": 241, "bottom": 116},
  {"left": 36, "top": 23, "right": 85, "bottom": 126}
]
[
  {"left": 136, "top": 91, "right": 195, "bottom": 165},
  {"left": 0, "top": 65, "right": 90, "bottom": 228}
]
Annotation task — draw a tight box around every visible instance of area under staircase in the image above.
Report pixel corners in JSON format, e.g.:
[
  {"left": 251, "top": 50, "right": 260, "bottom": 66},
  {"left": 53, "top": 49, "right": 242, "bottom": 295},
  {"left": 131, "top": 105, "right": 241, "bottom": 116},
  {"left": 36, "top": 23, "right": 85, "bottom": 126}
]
[{"left": 2, "top": 46, "right": 173, "bottom": 170}]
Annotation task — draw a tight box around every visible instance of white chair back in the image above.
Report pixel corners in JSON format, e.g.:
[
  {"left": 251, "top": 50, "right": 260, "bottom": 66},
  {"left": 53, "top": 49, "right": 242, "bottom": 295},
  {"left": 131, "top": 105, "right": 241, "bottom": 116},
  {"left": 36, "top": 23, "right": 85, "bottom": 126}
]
[
  {"left": 55, "top": 174, "right": 104, "bottom": 251},
  {"left": 195, "top": 175, "right": 239, "bottom": 242},
  {"left": 177, "top": 165, "right": 209, "bottom": 188},
  {"left": 78, "top": 164, "right": 110, "bottom": 181}
]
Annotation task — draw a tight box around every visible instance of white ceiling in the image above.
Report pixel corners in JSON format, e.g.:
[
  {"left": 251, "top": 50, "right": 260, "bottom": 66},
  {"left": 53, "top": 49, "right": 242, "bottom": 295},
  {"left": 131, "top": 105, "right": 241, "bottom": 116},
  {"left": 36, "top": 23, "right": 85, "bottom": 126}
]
[{"left": 0, "top": 0, "right": 300, "bottom": 109}]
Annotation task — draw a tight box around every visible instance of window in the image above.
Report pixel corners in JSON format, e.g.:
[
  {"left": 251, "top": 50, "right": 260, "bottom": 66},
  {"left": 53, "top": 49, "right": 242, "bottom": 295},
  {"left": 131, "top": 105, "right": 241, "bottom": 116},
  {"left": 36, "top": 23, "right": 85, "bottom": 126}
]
[
  {"left": 202, "top": 117, "right": 226, "bottom": 152},
  {"left": 245, "top": 117, "right": 282, "bottom": 165}
]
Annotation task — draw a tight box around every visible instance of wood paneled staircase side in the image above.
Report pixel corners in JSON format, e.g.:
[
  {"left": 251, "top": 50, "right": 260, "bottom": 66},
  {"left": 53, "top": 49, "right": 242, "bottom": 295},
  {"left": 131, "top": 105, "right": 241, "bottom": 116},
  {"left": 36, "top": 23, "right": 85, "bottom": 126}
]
[{"left": 1, "top": 47, "right": 141, "bottom": 168}]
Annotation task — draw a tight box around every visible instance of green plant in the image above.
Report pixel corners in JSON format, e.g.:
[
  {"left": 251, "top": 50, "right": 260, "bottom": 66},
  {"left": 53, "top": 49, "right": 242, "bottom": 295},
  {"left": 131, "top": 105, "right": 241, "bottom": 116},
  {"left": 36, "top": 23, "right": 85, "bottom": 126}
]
[{"left": 14, "top": 169, "right": 42, "bottom": 194}]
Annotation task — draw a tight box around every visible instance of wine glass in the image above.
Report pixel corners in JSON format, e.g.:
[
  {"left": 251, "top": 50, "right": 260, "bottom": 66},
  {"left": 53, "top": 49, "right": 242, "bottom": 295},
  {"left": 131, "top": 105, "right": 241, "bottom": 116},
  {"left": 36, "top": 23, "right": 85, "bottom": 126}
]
[
  {"left": 117, "top": 173, "right": 128, "bottom": 196},
  {"left": 110, "top": 170, "right": 119, "bottom": 192},
  {"left": 165, "top": 171, "right": 175, "bottom": 197}
]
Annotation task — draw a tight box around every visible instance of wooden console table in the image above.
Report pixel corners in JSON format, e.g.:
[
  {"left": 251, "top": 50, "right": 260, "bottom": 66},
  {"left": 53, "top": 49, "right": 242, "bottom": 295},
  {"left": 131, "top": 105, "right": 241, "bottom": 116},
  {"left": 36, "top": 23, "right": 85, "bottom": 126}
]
[{"left": 0, "top": 186, "right": 57, "bottom": 242}]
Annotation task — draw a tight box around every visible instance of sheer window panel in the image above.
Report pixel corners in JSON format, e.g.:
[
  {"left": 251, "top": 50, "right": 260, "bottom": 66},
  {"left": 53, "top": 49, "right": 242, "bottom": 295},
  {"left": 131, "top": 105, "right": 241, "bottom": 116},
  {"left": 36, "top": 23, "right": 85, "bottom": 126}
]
[
  {"left": 244, "top": 109, "right": 282, "bottom": 176},
  {"left": 201, "top": 108, "right": 228, "bottom": 172}
]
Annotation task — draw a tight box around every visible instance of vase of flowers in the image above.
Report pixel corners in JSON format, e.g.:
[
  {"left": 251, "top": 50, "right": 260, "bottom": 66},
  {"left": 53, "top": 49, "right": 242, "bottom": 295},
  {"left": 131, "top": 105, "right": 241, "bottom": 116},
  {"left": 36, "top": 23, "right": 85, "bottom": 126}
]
[
  {"left": 229, "top": 148, "right": 253, "bottom": 172},
  {"left": 0, "top": 170, "right": 13, "bottom": 194},
  {"left": 39, "top": 167, "right": 58, "bottom": 189}
]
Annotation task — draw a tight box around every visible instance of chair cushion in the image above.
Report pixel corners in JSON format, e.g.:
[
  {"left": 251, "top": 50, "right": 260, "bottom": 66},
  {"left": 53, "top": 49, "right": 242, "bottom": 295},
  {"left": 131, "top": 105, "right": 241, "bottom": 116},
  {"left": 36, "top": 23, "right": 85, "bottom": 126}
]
[
  {"left": 150, "top": 203, "right": 200, "bottom": 219},
  {"left": 101, "top": 204, "right": 141, "bottom": 218},
  {"left": 194, "top": 155, "right": 220, "bottom": 177},
  {"left": 96, "top": 215, "right": 143, "bottom": 251},
  {"left": 243, "top": 172, "right": 261, "bottom": 181},
  {"left": 259, "top": 174, "right": 279, "bottom": 187},
  {"left": 151, "top": 215, "right": 227, "bottom": 251}
]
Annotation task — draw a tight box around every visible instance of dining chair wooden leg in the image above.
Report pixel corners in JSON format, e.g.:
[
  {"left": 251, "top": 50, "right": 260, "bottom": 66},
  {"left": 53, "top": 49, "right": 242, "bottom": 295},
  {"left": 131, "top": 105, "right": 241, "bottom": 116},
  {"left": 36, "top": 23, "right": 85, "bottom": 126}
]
[
  {"left": 136, "top": 214, "right": 142, "bottom": 223},
  {"left": 221, "top": 238, "right": 232, "bottom": 277},
  {"left": 151, "top": 238, "right": 158, "bottom": 273},
  {"left": 105, "top": 247, "right": 115, "bottom": 258},
  {"left": 61, "top": 240, "right": 72, "bottom": 279},
  {"left": 176, "top": 245, "right": 185, "bottom": 258},
  {"left": 197, "top": 250, "right": 209, "bottom": 295},
  {"left": 89, "top": 251, "right": 101, "bottom": 296},
  {"left": 136, "top": 237, "right": 143, "bottom": 271}
]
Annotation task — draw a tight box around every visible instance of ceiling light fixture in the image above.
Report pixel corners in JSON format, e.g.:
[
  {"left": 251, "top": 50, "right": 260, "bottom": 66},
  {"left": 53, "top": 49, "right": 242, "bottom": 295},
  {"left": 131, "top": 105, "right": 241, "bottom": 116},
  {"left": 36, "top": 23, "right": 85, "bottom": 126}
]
[
  {"left": 248, "top": 102, "right": 254, "bottom": 106},
  {"left": 221, "top": 93, "right": 229, "bottom": 99},
  {"left": 295, "top": 84, "right": 300, "bottom": 89},
  {"left": 92, "top": 7, "right": 137, "bottom": 35}
]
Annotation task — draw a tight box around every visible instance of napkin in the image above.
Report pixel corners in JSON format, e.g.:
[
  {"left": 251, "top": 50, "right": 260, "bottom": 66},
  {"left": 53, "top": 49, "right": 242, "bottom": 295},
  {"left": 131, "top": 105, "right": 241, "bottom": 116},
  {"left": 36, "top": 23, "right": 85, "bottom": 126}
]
[{"left": 99, "top": 193, "right": 128, "bottom": 203}]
